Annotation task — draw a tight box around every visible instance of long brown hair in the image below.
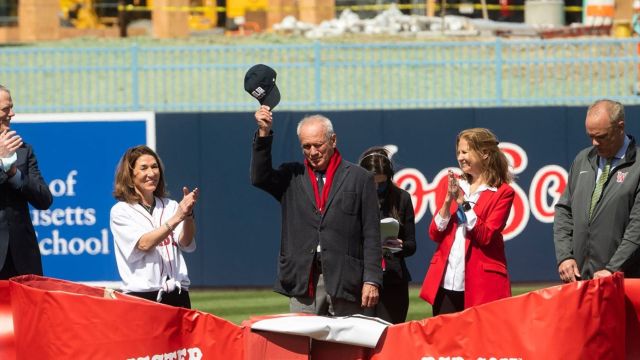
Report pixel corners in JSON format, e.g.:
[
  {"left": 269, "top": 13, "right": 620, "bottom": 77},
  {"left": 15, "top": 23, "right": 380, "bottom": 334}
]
[
  {"left": 457, "top": 128, "right": 512, "bottom": 187},
  {"left": 113, "top": 145, "right": 167, "bottom": 203}
]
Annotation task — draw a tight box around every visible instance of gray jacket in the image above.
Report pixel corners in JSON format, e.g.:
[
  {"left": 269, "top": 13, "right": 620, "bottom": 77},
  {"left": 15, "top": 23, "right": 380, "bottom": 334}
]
[{"left": 554, "top": 135, "right": 640, "bottom": 279}]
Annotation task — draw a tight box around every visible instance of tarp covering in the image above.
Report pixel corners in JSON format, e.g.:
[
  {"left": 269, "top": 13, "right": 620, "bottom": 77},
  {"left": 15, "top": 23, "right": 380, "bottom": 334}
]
[
  {"left": 0, "top": 274, "right": 637, "bottom": 359},
  {"left": 0, "top": 281, "right": 15, "bottom": 360},
  {"left": 8, "top": 275, "right": 244, "bottom": 360},
  {"left": 624, "top": 279, "right": 640, "bottom": 358},
  {"left": 371, "top": 273, "right": 626, "bottom": 360}
]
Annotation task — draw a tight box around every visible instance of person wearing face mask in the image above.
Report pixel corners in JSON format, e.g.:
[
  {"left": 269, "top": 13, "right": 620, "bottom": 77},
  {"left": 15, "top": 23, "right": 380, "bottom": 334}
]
[
  {"left": 359, "top": 147, "right": 416, "bottom": 324},
  {"left": 110, "top": 145, "right": 199, "bottom": 308},
  {"left": 251, "top": 106, "right": 382, "bottom": 316},
  {"left": 419, "top": 128, "right": 514, "bottom": 316},
  {"left": 0, "top": 84, "right": 53, "bottom": 279}
]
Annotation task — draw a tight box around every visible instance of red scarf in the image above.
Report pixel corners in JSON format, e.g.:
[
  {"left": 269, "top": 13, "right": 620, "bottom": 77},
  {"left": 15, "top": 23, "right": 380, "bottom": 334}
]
[
  {"left": 305, "top": 149, "right": 341, "bottom": 297},
  {"left": 305, "top": 149, "right": 342, "bottom": 213}
]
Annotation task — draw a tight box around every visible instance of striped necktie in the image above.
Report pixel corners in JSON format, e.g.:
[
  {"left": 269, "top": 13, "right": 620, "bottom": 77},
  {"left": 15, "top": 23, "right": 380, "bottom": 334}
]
[{"left": 589, "top": 158, "right": 612, "bottom": 219}]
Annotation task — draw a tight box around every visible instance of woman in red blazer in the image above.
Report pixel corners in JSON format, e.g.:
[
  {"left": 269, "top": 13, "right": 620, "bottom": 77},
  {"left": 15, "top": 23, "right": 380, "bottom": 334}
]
[{"left": 419, "top": 128, "right": 514, "bottom": 316}]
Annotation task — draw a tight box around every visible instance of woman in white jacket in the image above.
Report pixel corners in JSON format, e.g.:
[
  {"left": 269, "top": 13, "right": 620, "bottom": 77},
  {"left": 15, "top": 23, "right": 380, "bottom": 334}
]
[{"left": 110, "top": 145, "right": 198, "bottom": 308}]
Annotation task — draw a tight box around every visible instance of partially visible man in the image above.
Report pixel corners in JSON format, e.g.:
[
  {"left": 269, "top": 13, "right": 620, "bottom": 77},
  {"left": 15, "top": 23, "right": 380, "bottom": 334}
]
[
  {"left": 0, "top": 85, "right": 52, "bottom": 279},
  {"left": 251, "top": 105, "right": 382, "bottom": 316},
  {"left": 554, "top": 99, "right": 640, "bottom": 282}
]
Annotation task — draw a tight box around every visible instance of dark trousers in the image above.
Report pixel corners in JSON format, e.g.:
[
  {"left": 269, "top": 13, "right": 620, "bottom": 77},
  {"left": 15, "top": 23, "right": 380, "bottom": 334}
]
[
  {"left": 364, "top": 281, "right": 409, "bottom": 324},
  {"left": 432, "top": 287, "right": 464, "bottom": 316},
  {"left": 127, "top": 290, "right": 192, "bottom": 309},
  {"left": 0, "top": 250, "right": 18, "bottom": 280}
]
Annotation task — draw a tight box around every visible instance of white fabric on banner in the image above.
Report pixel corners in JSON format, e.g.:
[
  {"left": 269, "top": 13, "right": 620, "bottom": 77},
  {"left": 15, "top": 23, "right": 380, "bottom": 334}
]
[{"left": 250, "top": 314, "right": 390, "bottom": 348}]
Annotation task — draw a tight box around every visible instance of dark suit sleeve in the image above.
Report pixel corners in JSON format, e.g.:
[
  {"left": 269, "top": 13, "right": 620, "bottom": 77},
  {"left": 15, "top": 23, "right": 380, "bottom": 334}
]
[
  {"left": 0, "top": 169, "right": 8, "bottom": 184},
  {"left": 250, "top": 132, "right": 292, "bottom": 201},
  {"left": 0, "top": 154, "right": 13, "bottom": 184},
  {"left": 18, "top": 145, "right": 52, "bottom": 210},
  {"left": 362, "top": 171, "right": 383, "bottom": 286},
  {"left": 607, "top": 185, "right": 640, "bottom": 272},
  {"left": 397, "top": 190, "right": 416, "bottom": 257}
]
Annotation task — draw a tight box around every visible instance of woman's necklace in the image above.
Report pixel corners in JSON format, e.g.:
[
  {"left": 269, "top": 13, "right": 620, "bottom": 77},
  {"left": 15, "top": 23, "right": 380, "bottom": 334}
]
[{"left": 140, "top": 198, "right": 155, "bottom": 215}]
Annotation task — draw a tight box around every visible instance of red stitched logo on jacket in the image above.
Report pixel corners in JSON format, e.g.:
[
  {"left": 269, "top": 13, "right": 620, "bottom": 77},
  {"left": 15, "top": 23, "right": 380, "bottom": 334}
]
[{"left": 617, "top": 171, "right": 628, "bottom": 183}]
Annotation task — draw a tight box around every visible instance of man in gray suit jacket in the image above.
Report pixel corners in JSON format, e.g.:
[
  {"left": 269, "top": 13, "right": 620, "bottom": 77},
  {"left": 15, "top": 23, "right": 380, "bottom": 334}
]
[
  {"left": 555, "top": 99, "right": 640, "bottom": 282},
  {"left": 0, "top": 85, "right": 52, "bottom": 279},
  {"left": 251, "top": 105, "right": 382, "bottom": 316}
]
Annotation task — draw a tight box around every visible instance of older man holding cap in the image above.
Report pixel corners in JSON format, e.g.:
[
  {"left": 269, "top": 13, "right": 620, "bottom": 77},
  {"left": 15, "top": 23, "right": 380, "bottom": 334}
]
[{"left": 246, "top": 64, "right": 382, "bottom": 316}]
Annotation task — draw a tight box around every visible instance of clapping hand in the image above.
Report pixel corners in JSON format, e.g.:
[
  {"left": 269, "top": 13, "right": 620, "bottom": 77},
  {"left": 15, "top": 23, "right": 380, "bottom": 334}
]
[
  {"left": 0, "top": 129, "right": 22, "bottom": 158},
  {"left": 179, "top": 187, "right": 199, "bottom": 219},
  {"left": 446, "top": 170, "right": 463, "bottom": 204}
]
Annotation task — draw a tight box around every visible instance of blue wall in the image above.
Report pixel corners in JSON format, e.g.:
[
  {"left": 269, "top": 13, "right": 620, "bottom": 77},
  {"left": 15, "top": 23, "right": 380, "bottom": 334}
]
[{"left": 155, "top": 106, "right": 640, "bottom": 286}]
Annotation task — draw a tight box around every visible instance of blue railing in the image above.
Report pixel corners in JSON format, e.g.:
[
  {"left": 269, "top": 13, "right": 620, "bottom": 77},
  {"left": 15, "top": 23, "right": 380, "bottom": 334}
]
[{"left": 1, "top": 37, "right": 639, "bottom": 113}]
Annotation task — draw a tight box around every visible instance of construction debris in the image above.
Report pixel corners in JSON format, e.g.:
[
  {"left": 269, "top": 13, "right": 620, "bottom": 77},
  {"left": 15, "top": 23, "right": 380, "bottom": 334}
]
[
  {"left": 272, "top": 4, "right": 613, "bottom": 39},
  {"left": 273, "top": 5, "right": 480, "bottom": 38}
]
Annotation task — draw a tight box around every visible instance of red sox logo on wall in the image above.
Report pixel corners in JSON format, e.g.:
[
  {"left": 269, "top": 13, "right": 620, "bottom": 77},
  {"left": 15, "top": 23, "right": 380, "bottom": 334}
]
[{"left": 393, "top": 142, "right": 568, "bottom": 241}]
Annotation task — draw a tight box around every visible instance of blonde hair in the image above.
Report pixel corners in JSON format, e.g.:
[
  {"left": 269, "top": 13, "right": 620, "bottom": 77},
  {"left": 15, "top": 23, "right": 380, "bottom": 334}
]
[{"left": 457, "top": 128, "right": 512, "bottom": 187}]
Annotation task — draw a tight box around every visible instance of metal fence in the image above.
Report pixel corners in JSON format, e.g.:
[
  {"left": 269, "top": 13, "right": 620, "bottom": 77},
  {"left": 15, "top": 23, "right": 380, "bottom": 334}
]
[{"left": 1, "top": 37, "right": 639, "bottom": 113}]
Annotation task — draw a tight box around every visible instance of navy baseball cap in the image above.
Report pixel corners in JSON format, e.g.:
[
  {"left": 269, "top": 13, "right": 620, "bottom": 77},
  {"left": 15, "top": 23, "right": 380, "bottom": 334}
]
[{"left": 244, "top": 64, "right": 281, "bottom": 109}]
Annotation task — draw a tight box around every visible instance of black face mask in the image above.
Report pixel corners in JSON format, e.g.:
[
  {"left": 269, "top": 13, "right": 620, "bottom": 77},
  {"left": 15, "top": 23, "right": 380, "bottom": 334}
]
[{"left": 377, "top": 181, "right": 388, "bottom": 195}]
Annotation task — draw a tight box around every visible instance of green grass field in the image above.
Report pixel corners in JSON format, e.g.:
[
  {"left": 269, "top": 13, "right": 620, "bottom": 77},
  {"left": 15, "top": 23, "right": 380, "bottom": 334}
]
[{"left": 190, "top": 283, "right": 555, "bottom": 324}]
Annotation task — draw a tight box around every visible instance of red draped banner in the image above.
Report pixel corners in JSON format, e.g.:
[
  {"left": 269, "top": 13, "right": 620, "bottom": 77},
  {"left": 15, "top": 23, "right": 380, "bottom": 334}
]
[
  {"left": 6, "top": 275, "right": 244, "bottom": 359},
  {"left": 372, "top": 273, "right": 627, "bottom": 359},
  {"left": 0, "top": 273, "right": 638, "bottom": 359}
]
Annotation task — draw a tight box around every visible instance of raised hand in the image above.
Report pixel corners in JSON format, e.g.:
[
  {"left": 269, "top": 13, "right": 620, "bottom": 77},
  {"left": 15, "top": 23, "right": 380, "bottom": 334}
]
[{"left": 255, "top": 105, "right": 273, "bottom": 137}]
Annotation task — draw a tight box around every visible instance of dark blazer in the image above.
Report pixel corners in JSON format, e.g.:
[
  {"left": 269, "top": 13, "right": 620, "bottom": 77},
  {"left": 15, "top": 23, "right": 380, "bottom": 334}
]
[
  {"left": 251, "top": 133, "right": 382, "bottom": 302},
  {"left": 0, "top": 143, "right": 53, "bottom": 276}
]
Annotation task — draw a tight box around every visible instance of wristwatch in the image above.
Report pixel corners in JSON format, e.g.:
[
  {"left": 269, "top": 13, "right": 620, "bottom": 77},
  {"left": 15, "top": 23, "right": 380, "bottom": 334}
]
[{"left": 460, "top": 201, "right": 472, "bottom": 212}]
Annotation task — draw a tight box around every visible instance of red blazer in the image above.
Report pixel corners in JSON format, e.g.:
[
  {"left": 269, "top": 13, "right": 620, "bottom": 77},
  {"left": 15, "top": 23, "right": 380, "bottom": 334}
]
[{"left": 419, "top": 181, "right": 514, "bottom": 309}]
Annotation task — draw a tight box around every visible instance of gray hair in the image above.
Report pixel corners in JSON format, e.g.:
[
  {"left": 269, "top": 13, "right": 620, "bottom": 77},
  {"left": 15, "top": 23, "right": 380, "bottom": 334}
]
[
  {"left": 296, "top": 114, "right": 335, "bottom": 141},
  {"left": 0, "top": 85, "right": 10, "bottom": 96},
  {"left": 587, "top": 99, "right": 625, "bottom": 125}
]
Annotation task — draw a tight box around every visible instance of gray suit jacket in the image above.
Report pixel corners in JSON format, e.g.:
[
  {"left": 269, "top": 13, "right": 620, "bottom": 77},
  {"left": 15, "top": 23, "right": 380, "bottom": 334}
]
[
  {"left": 251, "top": 133, "right": 382, "bottom": 302},
  {"left": 554, "top": 135, "right": 640, "bottom": 279},
  {"left": 0, "top": 143, "right": 52, "bottom": 276}
]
